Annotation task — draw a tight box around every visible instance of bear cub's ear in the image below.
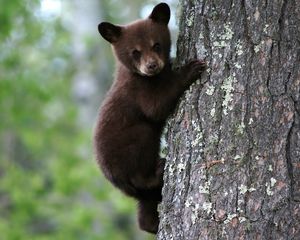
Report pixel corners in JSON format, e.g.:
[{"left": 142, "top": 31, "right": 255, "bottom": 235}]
[
  {"left": 98, "top": 22, "right": 122, "bottom": 43},
  {"left": 149, "top": 3, "right": 170, "bottom": 25}
]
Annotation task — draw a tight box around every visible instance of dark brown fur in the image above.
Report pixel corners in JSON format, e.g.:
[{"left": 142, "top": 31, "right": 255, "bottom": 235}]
[{"left": 94, "top": 3, "right": 205, "bottom": 234}]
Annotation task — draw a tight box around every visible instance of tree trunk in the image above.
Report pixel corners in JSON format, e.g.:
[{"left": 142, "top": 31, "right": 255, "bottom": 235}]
[{"left": 158, "top": 0, "right": 300, "bottom": 239}]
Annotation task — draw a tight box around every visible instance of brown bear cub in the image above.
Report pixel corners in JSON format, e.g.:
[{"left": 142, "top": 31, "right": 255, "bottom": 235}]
[{"left": 94, "top": 2, "right": 206, "bottom": 234}]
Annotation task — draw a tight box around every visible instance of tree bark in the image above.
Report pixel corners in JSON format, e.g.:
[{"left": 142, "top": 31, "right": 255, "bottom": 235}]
[{"left": 158, "top": 0, "right": 300, "bottom": 239}]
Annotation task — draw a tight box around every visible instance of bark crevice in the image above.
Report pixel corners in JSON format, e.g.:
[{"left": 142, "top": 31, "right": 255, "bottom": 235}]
[{"left": 286, "top": 100, "right": 296, "bottom": 201}]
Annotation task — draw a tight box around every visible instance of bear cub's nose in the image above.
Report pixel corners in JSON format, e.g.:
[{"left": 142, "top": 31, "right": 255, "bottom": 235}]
[{"left": 147, "top": 62, "right": 158, "bottom": 71}]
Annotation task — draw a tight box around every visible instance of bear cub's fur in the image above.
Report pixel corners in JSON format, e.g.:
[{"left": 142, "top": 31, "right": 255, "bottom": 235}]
[{"left": 94, "top": 3, "right": 206, "bottom": 234}]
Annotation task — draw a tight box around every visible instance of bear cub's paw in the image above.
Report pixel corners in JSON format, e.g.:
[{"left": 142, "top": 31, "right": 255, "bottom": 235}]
[{"left": 183, "top": 59, "right": 207, "bottom": 84}]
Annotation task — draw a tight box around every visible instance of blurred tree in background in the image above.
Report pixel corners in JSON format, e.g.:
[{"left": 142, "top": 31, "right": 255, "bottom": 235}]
[{"left": 0, "top": 0, "right": 175, "bottom": 239}]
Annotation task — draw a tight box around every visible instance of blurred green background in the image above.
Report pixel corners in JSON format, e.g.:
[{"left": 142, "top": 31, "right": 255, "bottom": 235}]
[{"left": 0, "top": 0, "right": 177, "bottom": 239}]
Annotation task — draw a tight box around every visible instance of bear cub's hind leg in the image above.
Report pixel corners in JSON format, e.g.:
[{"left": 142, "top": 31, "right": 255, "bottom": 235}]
[{"left": 138, "top": 200, "right": 160, "bottom": 234}]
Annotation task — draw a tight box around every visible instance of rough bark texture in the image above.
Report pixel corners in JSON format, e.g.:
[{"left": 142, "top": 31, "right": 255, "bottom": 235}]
[{"left": 158, "top": 0, "right": 300, "bottom": 239}]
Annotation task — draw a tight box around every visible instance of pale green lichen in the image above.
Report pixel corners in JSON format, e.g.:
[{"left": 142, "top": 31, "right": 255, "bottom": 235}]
[
  {"left": 266, "top": 185, "right": 273, "bottom": 196},
  {"left": 186, "top": 9, "right": 195, "bottom": 27},
  {"left": 237, "top": 121, "right": 246, "bottom": 135},
  {"left": 238, "top": 184, "right": 256, "bottom": 194},
  {"left": 210, "top": 107, "right": 216, "bottom": 117},
  {"left": 254, "top": 40, "right": 265, "bottom": 53},
  {"left": 191, "top": 121, "right": 203, "bottom": 147},
  {"left": 248, "top": 118, "right": 254, "bottom": 125},
  {"left": 239, "top": 184, "right": 248, "bottom": 194},
  {"left": 185, "top": 197, "right": 202, "bottom": 224},
  {"left": 199, "top": 186, "right": 209, "bottom": 194},
  {"left": 199, "top": 178, "right": 211, "bottom": 194},
  {"left": 254, "top": 45, "right": 260, "bottom": 53},
  {"left": 234, "top": 62, "right": 242, "bottom": 69},
  {"left": 224, "top": 213, "right": 238, "bottom": 224},
  {"left": 206, "top": 84, "right": 215, "bottom": 95},
  {"left": 268, "top": 165, "right": 273, "bottom": 172},
  {"left": 185, "top": 198, "right": 192, "bottom": 208},
  {"left": 168, "top": 164, "right": 175, "bottom": 176},
  {"left": 266, "top": 177, "right": 277, "bottom": 196},
  {"left": 224, "top": 24, "right": 234, "bottom": 41},
  {"left": 270, "top": 177, "right": 277, "bottom": 187},
  {"left": 213, "top": 41, "right": 227, "bottom": 48},
  {"left": 202, "top": 202, "right": 213, "bottom": 214},
  {"left": 191, "top": 212, "right": 197, "bottom": 224},
  {"left": 191, "top": 134, "right": 203, "bottom": 147},
  {"left": 208, "top": 133, "right": 218, "bottom": 145},
  {"left": 263, "top": 24, "right": 269, "bottom": 33},
  {"left": 221, "top": 75, "right": 235, "bottom": 115},
  {"left": 177, "top": 163, "right": 186, "bottom": 172},
  {"left": 236, "top": 40, "right": 244, "bottom": 56},
  {"left": 212, "top": 23, "right": 234, "bottom": 49}
]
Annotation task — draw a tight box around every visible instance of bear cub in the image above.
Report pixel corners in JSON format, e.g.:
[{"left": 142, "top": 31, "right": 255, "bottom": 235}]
[{"left": 94, "top": 2, "right": 206, "bottom": 234}]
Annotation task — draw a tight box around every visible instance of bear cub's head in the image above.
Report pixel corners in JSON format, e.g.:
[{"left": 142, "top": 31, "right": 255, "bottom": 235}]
[{"left": 98, "top": 3, "right": 171, "bottom": 77}]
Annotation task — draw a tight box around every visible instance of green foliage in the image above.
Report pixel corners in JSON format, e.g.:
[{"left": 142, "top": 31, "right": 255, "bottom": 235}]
[{"left": 0, "top": 0, "right": 154, "bottom": 239}]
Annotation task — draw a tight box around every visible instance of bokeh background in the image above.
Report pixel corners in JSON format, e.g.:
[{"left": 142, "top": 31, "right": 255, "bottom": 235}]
[{"left": 0, "top": 0, "right": 177, "bottom": 239}]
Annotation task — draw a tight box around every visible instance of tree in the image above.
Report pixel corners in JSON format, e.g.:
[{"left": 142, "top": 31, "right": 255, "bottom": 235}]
[{"left": 158, "top": 0, "right": 300, "bottom": 239}]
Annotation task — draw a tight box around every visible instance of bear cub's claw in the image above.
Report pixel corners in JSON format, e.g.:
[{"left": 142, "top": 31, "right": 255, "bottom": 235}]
[{"left": 184, "top": 59, "right": 207, "bottom": 83}]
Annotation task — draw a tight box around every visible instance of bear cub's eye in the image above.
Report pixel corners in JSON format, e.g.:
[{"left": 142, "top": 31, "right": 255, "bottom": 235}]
[
  {"left": 132, "top": 49, "right": 141, "bottom": 59},
  {"left": 153, "top": 43, "right": 161, "bottom": 53}
]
